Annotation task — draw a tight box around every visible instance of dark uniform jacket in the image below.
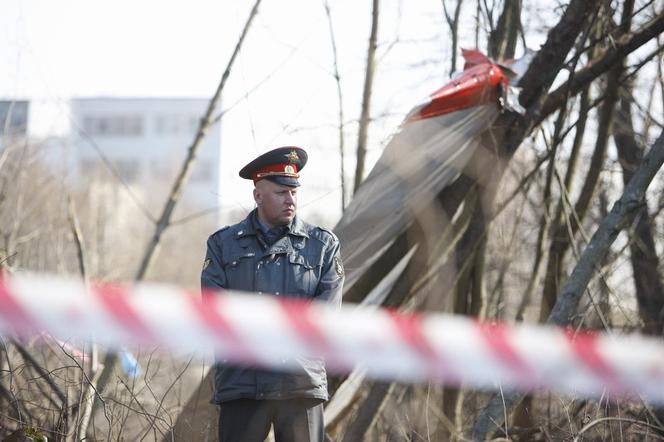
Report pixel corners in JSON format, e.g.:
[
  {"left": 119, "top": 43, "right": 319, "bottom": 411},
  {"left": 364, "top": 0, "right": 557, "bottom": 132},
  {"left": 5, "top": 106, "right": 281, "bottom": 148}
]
[{"left": 201, "top": 209, "right": 344, "bottom": 404}]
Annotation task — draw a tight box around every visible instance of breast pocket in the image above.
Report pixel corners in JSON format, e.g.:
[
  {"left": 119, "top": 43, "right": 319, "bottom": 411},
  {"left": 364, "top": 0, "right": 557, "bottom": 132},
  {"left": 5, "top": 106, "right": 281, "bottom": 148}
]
[
  {"left": 286, "top": 253, "right": 320, "bottom": 298},
  {"left": 223, "top": 253, "right": 256, "bottom": 291}
]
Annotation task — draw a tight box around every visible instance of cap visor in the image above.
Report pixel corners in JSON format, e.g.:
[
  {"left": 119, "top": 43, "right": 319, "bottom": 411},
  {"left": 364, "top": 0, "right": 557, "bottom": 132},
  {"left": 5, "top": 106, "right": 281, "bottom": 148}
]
[{"left": 266, "top": 176, "right": 300, "bottom": 187}]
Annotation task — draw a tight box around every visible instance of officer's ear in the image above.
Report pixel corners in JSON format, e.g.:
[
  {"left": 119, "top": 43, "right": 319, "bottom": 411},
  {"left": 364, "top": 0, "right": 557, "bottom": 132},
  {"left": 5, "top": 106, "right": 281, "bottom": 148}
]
[{"left": 253, "top": 186, "right": 262, "bottom": 206}]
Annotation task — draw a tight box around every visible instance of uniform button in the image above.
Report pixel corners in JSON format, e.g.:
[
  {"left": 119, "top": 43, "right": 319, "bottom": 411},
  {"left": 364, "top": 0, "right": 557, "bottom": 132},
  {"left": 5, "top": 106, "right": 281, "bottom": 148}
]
[
  {"left": 275, "top": 292, "right": 279, "bottom": 296},
  {"left": 258, "top": 291, "right": 263, "bottom": 295}
]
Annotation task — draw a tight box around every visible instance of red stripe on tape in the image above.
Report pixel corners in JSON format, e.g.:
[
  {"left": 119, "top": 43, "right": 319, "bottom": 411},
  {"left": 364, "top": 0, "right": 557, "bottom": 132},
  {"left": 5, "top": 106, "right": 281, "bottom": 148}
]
[
  {"left": 389, "top": 311, "right": 455, "bottom": 382},
  {"left": 478, "top": 322, "right": 534, "bottom": 385},
  {"left": 566, "top": 330, "right": 623, "bottom": 394},
  {"left": 193, "top": 290, "right": 258, "bottom": 365},
  {"left": 94, "top": 283, "right": 157, "bottom": 344},
  {"left": 0, "top": 274, "right": 40, "bottom": 333},
  {"left": 278, "top": 298, "right": 335, "bottom": 360}
]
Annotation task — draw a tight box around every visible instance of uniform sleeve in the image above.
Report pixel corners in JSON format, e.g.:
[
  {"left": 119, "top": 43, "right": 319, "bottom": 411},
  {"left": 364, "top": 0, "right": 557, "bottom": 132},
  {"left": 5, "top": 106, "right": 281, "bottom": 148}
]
[
  {"left": 201, "top": 235, "right": 227, "bottom": 290},
  {"left": 314, "top": 236, "right": 344, "bottom": 306}
]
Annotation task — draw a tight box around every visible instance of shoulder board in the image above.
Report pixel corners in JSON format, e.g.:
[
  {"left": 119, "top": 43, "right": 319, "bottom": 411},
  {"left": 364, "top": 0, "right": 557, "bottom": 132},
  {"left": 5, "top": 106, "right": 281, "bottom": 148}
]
[
  {"left": 312, "top": 226, "right": 339, "bottom": 242},
  {"left": 210, "top": 225, "right": 231, "bottom": 238}
]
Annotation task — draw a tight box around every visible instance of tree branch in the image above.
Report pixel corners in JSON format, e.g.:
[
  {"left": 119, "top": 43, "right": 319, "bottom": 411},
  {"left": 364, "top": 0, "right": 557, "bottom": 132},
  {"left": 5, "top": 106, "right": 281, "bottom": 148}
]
[
  {"left": 549, "top": 128, "right": 664, "bottom": 325},
  {"left": 539, "top": 9, "right": 664, "bottom": 124}
]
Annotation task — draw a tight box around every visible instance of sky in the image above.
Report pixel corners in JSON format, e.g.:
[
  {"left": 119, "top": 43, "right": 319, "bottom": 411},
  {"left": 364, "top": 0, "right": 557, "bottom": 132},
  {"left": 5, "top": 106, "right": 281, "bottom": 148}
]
[{"left": 0, "top": 0, "right": 513, "bottom": 226}]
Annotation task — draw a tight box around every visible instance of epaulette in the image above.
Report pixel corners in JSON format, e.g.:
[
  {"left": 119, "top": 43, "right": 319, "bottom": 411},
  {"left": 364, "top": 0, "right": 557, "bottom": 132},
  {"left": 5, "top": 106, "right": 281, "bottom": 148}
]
[
  {"left": 210, "top": 225, "right": 230, "bottom": 239},
  {"left": 311, "top": 226, "right": 339, "bottom": 244}
]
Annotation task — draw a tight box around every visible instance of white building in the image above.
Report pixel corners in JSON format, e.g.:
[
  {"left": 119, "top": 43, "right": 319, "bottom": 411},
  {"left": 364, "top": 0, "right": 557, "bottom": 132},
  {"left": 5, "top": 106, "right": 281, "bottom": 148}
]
[{"left": 69, "top": 97, "right": 222, "bottom": 220}]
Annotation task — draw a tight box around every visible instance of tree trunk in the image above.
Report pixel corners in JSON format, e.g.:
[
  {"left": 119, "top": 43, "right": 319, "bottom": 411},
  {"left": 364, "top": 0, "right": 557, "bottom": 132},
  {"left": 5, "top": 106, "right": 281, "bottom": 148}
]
[
  {"left": 323, "top": 0, "right": 348, "bottom": 212},
  {"left": 488, "top": 0, "right": 521, "bottom": 60},
  {"left": 442, "top": 0, "right": 465, "bottom": 74},
  {"left": 548, "top": 128, "right": 664, "bottom": 324},
  {"left": 540, "top": 66, "right": 621, "bottom": 321},
  {"left": 354, "top": 0, "right": 379, "bottom": 193},
  {"left": 340, "top": 382, "right": 394, "bottom": 442},
  {"left": 613, "top": 88, "right": 664, "bottom": 335},
  {"left": 514, "top": 107, "right": 567, "bottom": 321}
]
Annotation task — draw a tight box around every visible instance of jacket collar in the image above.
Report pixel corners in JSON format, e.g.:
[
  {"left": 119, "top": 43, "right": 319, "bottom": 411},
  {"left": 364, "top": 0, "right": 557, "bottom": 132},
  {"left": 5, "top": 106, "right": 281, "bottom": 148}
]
[
  {"left": 289, "top": 215, "right": 309, "bottom": 238},
  {"left": 232, "top": 212, "right": 257, "bottom": 239}
]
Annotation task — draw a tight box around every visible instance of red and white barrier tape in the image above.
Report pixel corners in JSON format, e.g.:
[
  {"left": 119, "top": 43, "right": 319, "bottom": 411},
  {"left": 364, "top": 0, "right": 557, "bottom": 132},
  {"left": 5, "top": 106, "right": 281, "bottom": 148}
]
[{"left": 1, "top": 272, "right": 663, "bottom": 402}]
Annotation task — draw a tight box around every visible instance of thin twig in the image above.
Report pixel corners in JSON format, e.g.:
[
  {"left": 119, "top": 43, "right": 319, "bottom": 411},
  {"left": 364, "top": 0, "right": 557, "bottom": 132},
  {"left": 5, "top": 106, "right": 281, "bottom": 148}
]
[{"left": 573, "top": 417, "right": 664, "bottom": 442}]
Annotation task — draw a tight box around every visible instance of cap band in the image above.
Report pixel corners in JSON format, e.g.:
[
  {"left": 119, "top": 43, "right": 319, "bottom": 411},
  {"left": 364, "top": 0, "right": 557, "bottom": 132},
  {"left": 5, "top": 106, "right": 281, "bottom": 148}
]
[{"left": 252, "top": 163, "right": 299, "bottom": 183}]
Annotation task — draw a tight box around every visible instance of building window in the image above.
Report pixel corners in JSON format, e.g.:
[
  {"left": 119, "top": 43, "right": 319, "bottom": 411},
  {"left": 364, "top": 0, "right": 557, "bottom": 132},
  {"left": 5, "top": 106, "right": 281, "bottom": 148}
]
[
  {"left": 155, "top": 115, "right": 178, "bottom": 134},
  {"left": 83, "top": 115, "right": 143, "bottom": 136},
  {"left": 155, "top": 114, "right": 200, "bottom": 135}
]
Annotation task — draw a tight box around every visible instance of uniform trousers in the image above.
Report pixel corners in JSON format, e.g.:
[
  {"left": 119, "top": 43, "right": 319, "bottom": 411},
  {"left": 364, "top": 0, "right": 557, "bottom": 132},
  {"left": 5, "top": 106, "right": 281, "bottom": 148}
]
[{"left": 218, "top": 398, "right": 324, "bottom": 442}]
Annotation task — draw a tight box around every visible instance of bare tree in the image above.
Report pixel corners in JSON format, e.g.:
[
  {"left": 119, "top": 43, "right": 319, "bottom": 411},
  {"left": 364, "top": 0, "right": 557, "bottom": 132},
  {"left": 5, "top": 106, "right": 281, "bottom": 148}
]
[
  {"left": 613, "top": 85, "right": 664, "bottom": 335},
  {"left": 323, "top": 0, "right": 349, "bottom": 212},
  {"left": 354, "top": 0, "right": 380, "bottom": 193},
  {"left": 487, "top": 0, "right": 521, "bottom": 60},
  {"left": 442, "top": 0, "right": 465, "bottom": 74}
]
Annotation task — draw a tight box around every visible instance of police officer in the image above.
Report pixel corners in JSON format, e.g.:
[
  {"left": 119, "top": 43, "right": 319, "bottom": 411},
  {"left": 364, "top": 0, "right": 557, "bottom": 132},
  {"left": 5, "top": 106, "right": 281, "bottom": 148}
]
[{"left": 201, "top": 146, "right": 344, "bottom": 442}]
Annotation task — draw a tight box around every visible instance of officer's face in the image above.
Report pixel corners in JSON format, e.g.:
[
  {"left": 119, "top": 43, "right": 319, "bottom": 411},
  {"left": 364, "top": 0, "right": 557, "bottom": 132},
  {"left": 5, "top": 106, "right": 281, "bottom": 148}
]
[{"left": 254, "top": 180, "right": 298, "bottom": 227}]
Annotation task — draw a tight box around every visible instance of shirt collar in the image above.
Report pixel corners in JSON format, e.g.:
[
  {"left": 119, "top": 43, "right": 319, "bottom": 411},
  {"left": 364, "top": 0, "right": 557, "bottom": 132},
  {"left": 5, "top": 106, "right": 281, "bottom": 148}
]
[
  {"left": 253, "top": 210, "right": 292, "bottom": 234},
  {"left": 254, "top": 212, "right": 273, "bottom": 235}
]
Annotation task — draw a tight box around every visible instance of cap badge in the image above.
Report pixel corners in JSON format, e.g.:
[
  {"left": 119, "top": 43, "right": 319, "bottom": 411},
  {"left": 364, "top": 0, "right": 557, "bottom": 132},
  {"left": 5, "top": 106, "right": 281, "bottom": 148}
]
[
  {"left": 284, "top": 165, "right": 295, "bottom": 174},
  {"left": 285, "top": 150, "right": 299, "bottom": 163}
]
